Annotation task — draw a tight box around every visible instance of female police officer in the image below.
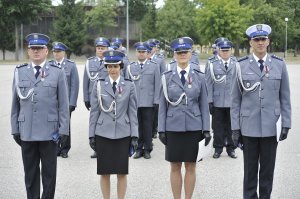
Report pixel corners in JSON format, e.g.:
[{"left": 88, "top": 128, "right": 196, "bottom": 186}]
[
  {"left": 89, "top": 50, "right": 138, "bottom": 199},
  {"left": 158, "top": 37, "right": 211, "bottom": 199}
]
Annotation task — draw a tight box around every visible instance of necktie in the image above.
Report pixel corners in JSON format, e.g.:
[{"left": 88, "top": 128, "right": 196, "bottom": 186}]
[
  {"left": 258, "top": 59, "right": 264, "bottom": 72},
  {"left": 57, "top": 62, "right": 60, "bottom": 66},
  {"left": 100, "top": 60, "right": 103, "bottom": 66},
  {"left": 112, "top": 82, "right": 117, "bottom": 94},
  {"left": 224, "top": 62, "right": 228, "bottom": 70},
  {"left": 140, "top": 63, "right": 143, "bottom": 69},
  {"left": 34, "top": 66, "right": 41, "bottom": 79},
  {"left": 180, "top": 70, "right": 186, "bottom": 85}
]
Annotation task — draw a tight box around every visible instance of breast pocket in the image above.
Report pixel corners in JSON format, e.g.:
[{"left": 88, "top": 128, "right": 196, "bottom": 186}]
[
  {"left": 18, "top": 80, "right": 31, "bottom": 95},
  {"left": 43, "top": 81, "right": 57, "bottom": 96},
  {"left": 268, "top": 74, "right": 281, "bottom": 90},
  {"left": 242, "top": 74, "right": 257, "bottom": 89}
]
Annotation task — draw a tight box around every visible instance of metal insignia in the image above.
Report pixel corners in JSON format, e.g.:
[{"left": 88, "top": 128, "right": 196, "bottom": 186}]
[
  {"left": 100, "top": 38, "right": 103, "bottom": 41},
  {"left": 246, "top": 82, "right": 250, "bottom": 87},
  {"left": 109, "top": 51, "right": 114, "bottom": 56},
  {"left": 179, "top": 38, "right": 184, "bottom": 44},
  {"left": 188, "top": 84, "right": 192, "bottom": 89},
  {"left": 217, "top": 75, "right": 220, "bottom": 79},
  {"left": 266, "top": 73, "right": 269, "bottom": 77},
  {"left": 33, "top": 34, "right": 38, "bottom": 39},
  {"left": 256, "top": 24, "right": 262, "bottom": 31}
]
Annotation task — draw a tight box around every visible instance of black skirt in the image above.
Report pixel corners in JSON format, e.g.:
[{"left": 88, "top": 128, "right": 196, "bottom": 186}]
[
  {"left": 165, "top": 131, "right": 203, "bottom": 162},
  {"left": 96, "top": 135, "right": 131, "bottom": 175}
]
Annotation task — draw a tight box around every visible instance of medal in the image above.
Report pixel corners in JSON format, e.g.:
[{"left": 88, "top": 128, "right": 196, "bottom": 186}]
[
  {"left": 41, "top": 71, "right": 45, "bottom": 81},
  {"left": 246, "top": 82, "right": 250, "bottom": 88},
  {"left": 265, "top": 73, "right": 269, "bottom": 78},
  {"left": 187, "top": 75, "right": 192, "bottom": 89},
  {"left": 118, "top": 86, "right": 123, "bottom": 97}
]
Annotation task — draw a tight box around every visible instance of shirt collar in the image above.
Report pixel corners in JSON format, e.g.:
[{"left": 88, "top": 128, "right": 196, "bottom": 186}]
[
  {"left": 109, "top": 76, "right": 120, "bottom": 85},
  {"left": 32, "top": 60, "right": 46, "bottom": 68},
  {"left": 138, "top": 60, "right": 147, "bottom": 65},
  {"left": 253, "top": 53, "right": 267, "bottom": 64},
  {"left": 177, "top": 64, "right": 190, "bottom": 77}
]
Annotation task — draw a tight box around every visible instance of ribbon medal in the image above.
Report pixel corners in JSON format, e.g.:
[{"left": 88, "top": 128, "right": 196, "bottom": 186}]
[
  {"left": 187, "top": 76, "right": 192, "bottom": 88},
  {"left": 118, "top": 86, "right": 123, "bottom": 97},
  {"left": 41, "top": 71, "right": 46, "bottom": 81}
]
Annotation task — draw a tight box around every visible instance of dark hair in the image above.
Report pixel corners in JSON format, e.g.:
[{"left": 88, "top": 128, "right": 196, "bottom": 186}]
[{"left": 104, "top": 62, "right": 124, "bottom": 69}]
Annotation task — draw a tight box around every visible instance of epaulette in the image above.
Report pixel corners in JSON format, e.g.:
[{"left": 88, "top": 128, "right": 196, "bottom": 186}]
[
  {"left": 208, "top": 56, "right": 215, "bottom": 60},
  {"left": 16, "top": 63, "right": 28, "bottom": 68},
  {"left": 150, "top": 60, "right": 157, "bottom": 64},
  {"left": 49, "top": 62, "right": 61, "bottom": 68},
  {"left": 88, "top": 56, "right": 95, "bottom": 60},
  {"left": 163, "top": 70, "right": 172, "bottom": 75},
  {"left": 98, "top": 78, "right": 105, "bottom": 81},
  {"left": 130, "top": 61, "right": 136, "bottom": 65},
  {"left": 211, "top": 58, "right": 219, "bottom": 63},
  {"left": 271, "top": 54, "right": 283, "bottom": 61},
  {"left": 190, "top": 61, "right": 199, "bottom": 65},
  {"left": 169, "top": 60, "right": 176, "bottom": 65},
  {"left": 238, "top": 56, "right": 249, "bottom": 62},
  {"left": 124, "top": 78, "right": 132, "bottom": 82},
  {"left": 66, "top": 59, "right": 75, "bottom": 63},
  {"left": 193, "top": 68, "right": 204, "bottom": 74},
  {"left": 230, "top": 56, "right": 237, "bottom": 61}
]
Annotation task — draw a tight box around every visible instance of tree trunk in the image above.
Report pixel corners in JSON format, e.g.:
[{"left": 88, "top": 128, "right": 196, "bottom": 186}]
[
  {"left": 15, "top": 23, "right": 19, "bottom": 61},
  {"left": 294, "top": 44, "right": 298, "bottom": 57},
  {"left": 234, "top": 42, "right": 240, "bottom": 57},
  {"left": 2, "top": 49, "right": 5, "bottom": 61}
]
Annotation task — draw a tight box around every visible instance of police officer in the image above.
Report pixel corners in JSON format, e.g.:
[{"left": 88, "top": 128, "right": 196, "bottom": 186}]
[
  {"left": 148, "top": 38, "right": 166, "bottom": 74},
  {"left": 50, "top": 42, "right": 79, "bottom": 158},
  {"left": 111, "top": 37, "right": 127, "bottom": 54},
  {"left": 83, "top": 37, "right": 110, "bottom": 158},
  {"left": 231, "top": 24, "right": 292, "bottom": 199},
  {"left": 11, "top": 33, "right": 69, "bottom": 199},
  {"left": 205, "top": 39, "right": 237, "bottom": 159},
  {"left": 158, "top": 37, "right": 211, "bottom": 199},
  {"left": 126, "top": 42, "right": 160, "bottom": 159},
  {"left": 110, "top": 41, "right": 130, "bottom": 76},
  {"left": 89, "top": 50, "right": 138, "bottom": 199}
]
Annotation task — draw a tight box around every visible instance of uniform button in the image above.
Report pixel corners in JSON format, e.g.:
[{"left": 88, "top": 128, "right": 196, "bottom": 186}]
[{"left": 34, "top": 110, "right": 37, "bottom": 112}]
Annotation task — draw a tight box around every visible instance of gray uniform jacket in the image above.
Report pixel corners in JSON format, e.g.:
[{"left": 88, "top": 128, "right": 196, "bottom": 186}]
[
  {"left": 191, "top": 51, "right": 200, "bottom": 65},
  {"left": 11, "top": 62, "right": 69, "bottom": 141},
  {"left": 158, "top": 68, "right": 210, "bottom": 132},
  {"left": 231, "top": 54, "right": 292, "bottom": 137},
  {"left": 83, "top": 56, "right": 108, "bottom": 102},
  {"left": 126, "top": 60, "right": 160, "bottom": 107},
  {"left": 89, "top": 76, "right": 138, "bottom": 139},
  {"left": 205, "top": 57, "right": 236, "bottom": 107},
  {"left": 152, "top": 53, "right": 166, "bottom": 74},
  {"left": 50, "top": 58, "right": 79, "bottom": 107}
]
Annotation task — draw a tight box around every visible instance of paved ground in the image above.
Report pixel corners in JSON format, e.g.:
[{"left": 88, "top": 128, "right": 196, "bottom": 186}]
[{"left": 0, "top": 61, "right": 300, "bottom": 199}]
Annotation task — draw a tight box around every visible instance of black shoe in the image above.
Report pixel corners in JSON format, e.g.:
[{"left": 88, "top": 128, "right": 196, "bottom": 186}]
[
  {"left": 57, "top": 152, "right": 61, "bottom": 157},
  {"left": 144, "top": 151, "right": 151, "bottom": 159},
  {"left": 61, "top": 153, "right": 68, "bottom": 158},
  {"left": 227, "top": 151, "right": 237, "bottom": 159},
  {"left": 213, "top": 152, "right": 221, "bottom": 159},
  {"left": 133, "top": 151, "right": 143, "bottom": 159},
  {"left": 90, "top": 152, "right": 97, "bottom": 158},
  {"left": 152, "top": 132, "right": 157, "bottom": 139}
]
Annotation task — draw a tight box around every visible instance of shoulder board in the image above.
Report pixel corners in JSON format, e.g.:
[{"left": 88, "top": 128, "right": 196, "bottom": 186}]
[
  {"left": 190, "top": 61, "right": 199, "bottom": 65},
  {"left": 238, "top": 56, "right": 249, "bottom": 62},
  {"left": 150, "top": 60, "right": 157, "bottom": 64},
  {"left": 88, "top": 56, "right": 95, "bottom": 60},
  {"left": 271, "top": 54, "right": 283, "bottom": 61},
  {"left": 98, "top": 78, "right": 105, "bottom": 81},
  {"left": 163, "top": 70, "right": 172, "bottom": 75},
  {"left": 230, "top": 56, "right": 237, "bottom": 61},
  {"left": 169, "top": 60, "right": 176, "bottom": 64},
  {"left": 48, "top": 60, "right": 55, "bottom": 64},
  {"left": 49, "top": 62, "right": 61, "bottom": 68},
  {"left": 208, "top": 56, "right": 215, "bottom": 60},
  {"left": 124, "top": 78, "right": 132, "bottom": 82},
  {"left": 193, "top": 68, "right": 203, "bottom": 74},
  {"left": 66, "top": 59, "right": 75, "bottom": 63},
  {"left": 16, "top": 63, "right": 28, "bottom": 68},
  {"left": 211, "top": 58, "right": 218, "bottom": 63}
]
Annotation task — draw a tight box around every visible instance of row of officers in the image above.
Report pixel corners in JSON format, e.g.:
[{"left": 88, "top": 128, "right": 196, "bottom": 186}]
[{"left": 10, "top": 23, "right": 291, "bottom": 199}]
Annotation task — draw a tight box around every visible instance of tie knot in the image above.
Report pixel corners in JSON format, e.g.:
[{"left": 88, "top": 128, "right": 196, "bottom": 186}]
[
  {"left": 224, "top": 62, "right": 228, "bottom": 65},
  {"left": 180, "top": 70, "right": 186, "bottom": 75},
  {"left": 113, "top": 82, "right": 117, "bottom": 86},
  {"left": 258, "top": 59, "right": 264, "bottom": 64},
  {"left": 34, "top": 66, "right": 41, "bottom": 71}
]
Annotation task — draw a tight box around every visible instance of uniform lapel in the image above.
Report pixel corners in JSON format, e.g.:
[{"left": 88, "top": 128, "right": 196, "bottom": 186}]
[
  {"left": 35, "top": 62, "right": 50, "bottom": 84},
  {"left": 25, "top": 63, "right": 37, "bottom": 83},
  {"left": 171, "top": 67, "right": 184, "bottom": 88},
  {"left": 103, "top": 76, "right": 115, "bottom": 97},
  {"left": 248, "top": 55, "right": 261, "bottom": 77}
]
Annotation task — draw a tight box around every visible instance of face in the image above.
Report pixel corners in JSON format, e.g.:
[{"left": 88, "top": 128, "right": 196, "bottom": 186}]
[
  {"left": 250, "top": 37, "right": 269, "bottom": 56},
  {"left": 107, "top": 64, "right": 121, "bottom": 80},
  {"left": 218, "top": 49, "right": 231, "bottom": 60},
  {"left": 136, "top": 50, "right": 147, "bottom": 61},
  {"left": 174, "top": 50, "right": 192, "bottom": 67},
  {"left": 28, "top": 46, "right": 48, "bottom": 65},
  {"left": 52, "top": 50, "right": 65, "bottom": 62},
  {"left": 96, "top": 46, "right": 108, "bottom": 58}
]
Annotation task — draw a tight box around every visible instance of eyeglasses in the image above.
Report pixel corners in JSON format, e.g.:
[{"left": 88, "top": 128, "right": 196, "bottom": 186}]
[
  {"left": 107, "top": 65, "right": 120, "bottom": 69},
  {"left": 253, "top": 38, "right": 267, "bottom": 42},
  {"left": 175, "top": 51, "right": 189, "bottom": 55}
]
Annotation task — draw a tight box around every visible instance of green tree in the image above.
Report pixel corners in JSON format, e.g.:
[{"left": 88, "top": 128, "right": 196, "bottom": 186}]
[
  {"left": 140, "top": 1, "right": 157, "bottom": 40},
  {"left": 84, "top": 0, "right": 118, "bottom": 35},
  {"left": 156, "top": 0, "right": 196, "bottom": 43},
  {"left": 50, "top": 0, "right": 86, "bottom": 58},
  {"left": 194, "top": 0, "right": 253, "bottom": 56},
  {"left": 1, "top": 0, "right": 51, "bottom": 60}
]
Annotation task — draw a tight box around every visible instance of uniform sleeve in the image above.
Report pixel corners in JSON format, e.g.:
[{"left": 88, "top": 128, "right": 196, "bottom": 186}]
[
  {"left": 205, "top": 62, "right": 214, "bottom": 103},
  {"left": 158, "top": 81, "right": 167, "bottom": 132},
  {"left": 230, "top": 63, "right": 241, "bottom": 130},
  {"left": 10, "top": 71, "right": 20, "bottom": 135},
  {"left": 83, "top": 61, "right": 90, "bottom": 102},
  {"left": 154, "top": 63, "right": 161, "bottom": 104},
  {"left": 69, "top": 63, "right": 80, "bottom": 107},
  {"left": 280, "top": 62, "right": 292, "bottom": 128},
  {"left": 128, "top": 82, "right": 138, "bottom": 137},
  {"left": 58, "top": 70, "right": 70, "bottom": 135},
  {"left": 198, "top": 75, "right": 210, "bottom": 131},
  {"left": 89, "top": 81, "right": 100, "bottom": 138}
]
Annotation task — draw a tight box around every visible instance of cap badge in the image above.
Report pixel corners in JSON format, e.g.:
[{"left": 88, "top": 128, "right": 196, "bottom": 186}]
[
  {"left": 109, "top": 51, "right": 114, "bottom": 56},
  {"left": 256, "top": 24, "right": 262, "bottom": 31},
  {"left": 179, "top": 38, "right": 184, "bottom": 44}
]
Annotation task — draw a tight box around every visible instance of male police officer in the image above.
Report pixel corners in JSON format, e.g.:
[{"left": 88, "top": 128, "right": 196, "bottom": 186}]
[
  {"left": 231, "top": 24, "right": 291, "bottom": 199},
  {"left": 126, "top": 42, "right": 160, "bottom": 159},
  {"left": 83, "top": 37, "right": 110, "bottom": 158},
  {"left": 110, "top": 41, "right": 130, "bottom": 76},
  {"left": 11, "top": 33, "right": 69, "bottom": 199},
  {"left": 51, "top": 42, "right": 79, "bottom": 158},
  {"left": 205, "top": 39, "right": 237, "bottom": 159}
]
